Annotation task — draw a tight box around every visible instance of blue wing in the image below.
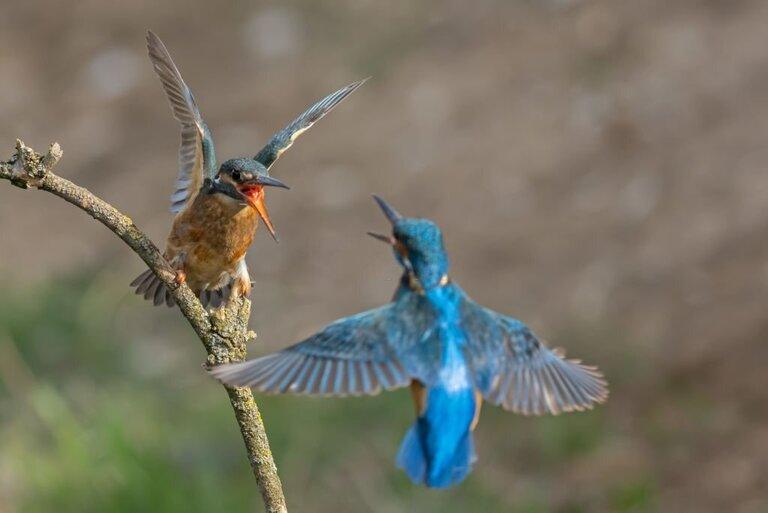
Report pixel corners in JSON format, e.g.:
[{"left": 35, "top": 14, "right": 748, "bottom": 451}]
[
  {"left": 459, "top": 294, "right": 608, "bottom": 415},
  {"left": 253, "top": 79, "right": 366, "bottom": 170},
  {"left": 209, "top": 289, "right": 440, "bottom": 396},
  {"left": 147, "top": 31, "right": 217, "bottom": 213}
]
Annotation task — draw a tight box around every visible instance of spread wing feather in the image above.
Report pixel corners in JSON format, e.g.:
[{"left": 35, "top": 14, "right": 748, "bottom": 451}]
[
  {"left": 209, "top": 289, "right": 441, "bottom": 396},
  {"left": 253, "top": 79, "right": 367, "bottom": 169},
  {"left": 147, "top": 31, "right": 216, "bottom": 213},
  {"left": 460, "top": 296, "right": 608, "bottom": 415}
]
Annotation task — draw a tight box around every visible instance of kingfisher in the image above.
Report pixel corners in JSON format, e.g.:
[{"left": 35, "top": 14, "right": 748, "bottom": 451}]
[
  {"left": 131, "top": 31, "right": 365, "bottom": 307},
  {"left": 210, "top": 195, "right": 608, "bottom": 488}
]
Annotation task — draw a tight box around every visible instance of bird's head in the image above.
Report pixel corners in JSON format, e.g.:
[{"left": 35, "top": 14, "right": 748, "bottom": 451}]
[
  {"left": 368, "top": 195, "right": 449, "bottom": 291},
  {"left": 215, "top": 158, "right": 289, "bottom": 241}
]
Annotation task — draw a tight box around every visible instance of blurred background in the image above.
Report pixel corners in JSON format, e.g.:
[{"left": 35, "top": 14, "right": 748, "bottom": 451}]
[{"left": 1, "top": 0, "right": 767, "bottom": 511}]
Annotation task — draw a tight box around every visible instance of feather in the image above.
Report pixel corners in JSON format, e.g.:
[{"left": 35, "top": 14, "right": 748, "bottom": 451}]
[
  {"left": 460, "top": 299, "right": 608, "bottom": 415},
  {"left": 146, "top": 31, "right": 216, "bottom": 214},
  {"left": 208, "top": 292, "right": 439, "bottom": 394},
  {"left": 254, "top": 79, "right": 367, "bottom": 169}
]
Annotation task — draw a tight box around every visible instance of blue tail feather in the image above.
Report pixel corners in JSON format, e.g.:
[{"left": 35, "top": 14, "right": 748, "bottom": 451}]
[
  {"left": 396, "top": 424, "right": 426, "bottom": 485},
  {"left": 396, "top": 422, "right": 476, "bottom": 488},
  {"left": 427, "top": 431, "right": 475, "bottom": 488}
]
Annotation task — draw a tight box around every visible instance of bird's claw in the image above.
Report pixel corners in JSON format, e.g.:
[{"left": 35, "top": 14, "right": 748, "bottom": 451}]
[{"left": 174, "top": 269, "right": 187, "bottom": 285}]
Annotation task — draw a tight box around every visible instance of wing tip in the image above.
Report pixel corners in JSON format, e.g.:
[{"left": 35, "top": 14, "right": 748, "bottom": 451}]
[
  {"left": 207, "top": 359, "right": 256, "bottom": 387},
  {"left": 208, "top": 355, "right": 409, "bottom": 398},
  {"left": 347, "top": 76, "right": 370, "bottom": 93},
  {"left": 490, "top": 351, "right": 609, "bottom": 417},
  {"left": 146, "top": 29, "right": 166, "bottom": 56},
  {"left": 330, "top": 76, "right": 368, "bottom": 106}
]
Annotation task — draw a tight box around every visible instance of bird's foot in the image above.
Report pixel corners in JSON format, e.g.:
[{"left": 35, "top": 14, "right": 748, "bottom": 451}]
[
  {"left": 174, "top": 269, "right": 187, "bottom": 285},
  {"left": 231, "top": 277, "right": 252, "bottom": 298}
]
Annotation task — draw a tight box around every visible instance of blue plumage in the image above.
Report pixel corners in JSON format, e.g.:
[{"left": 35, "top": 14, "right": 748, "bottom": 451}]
[
  {"left": 394, "top": 284, "right": 478, "bottom": 487},
  {"left": 210, "top": 195, "right": 608, "bottom": 487}
]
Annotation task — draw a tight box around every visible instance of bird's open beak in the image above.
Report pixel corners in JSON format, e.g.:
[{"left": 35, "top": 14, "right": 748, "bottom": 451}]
[
  {"left": 369, "top": 194, "right": 405, "bottom": 254},
  {"left": 367, "top": 231, "right": 410, "bottom": 273},
  {"left": 237, "top": 176, "right": 288, "bottom": 243},
  {"left": 253, "top": 175, "right": 290, "bottom": 190},
  {"left": 251, "top": 193, "right": 279, "bottom": 242},
  {"left": 367, "top": 231, "right": 395, "bottom": 245},
  {"left": 372, "top": 194, "right": 402, "bottom": 225},
  {"left": 238, "top": 188, "right": 278, "bottom": 242}
]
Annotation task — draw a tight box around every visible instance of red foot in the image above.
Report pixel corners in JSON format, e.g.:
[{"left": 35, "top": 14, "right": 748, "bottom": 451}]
[{"left": 174, "top": 270, "right": 187, "bottom": 285}]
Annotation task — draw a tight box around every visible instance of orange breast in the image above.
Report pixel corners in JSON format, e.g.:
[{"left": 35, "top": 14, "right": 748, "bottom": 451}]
[{"left": 165, "top": 193, "right": 259, "bottom": 291}]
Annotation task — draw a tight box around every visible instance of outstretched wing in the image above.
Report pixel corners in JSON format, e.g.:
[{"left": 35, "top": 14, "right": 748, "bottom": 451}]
[
  {"left": 209, "top": 289, "right": 440, "bottom": 396},
  {"left": 147, "top": 31, "right": 217, "bottom": 213},
  {"left": 461, "top": 297, "right": 608, "bottom": 415},
  {"left": 253, "top": 79, "right": 367, "bottom": 170}
]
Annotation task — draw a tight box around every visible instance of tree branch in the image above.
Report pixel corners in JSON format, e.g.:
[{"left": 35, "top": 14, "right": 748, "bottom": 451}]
[{"left": 0, "top": 140, "right": 288, "bottom": 513}]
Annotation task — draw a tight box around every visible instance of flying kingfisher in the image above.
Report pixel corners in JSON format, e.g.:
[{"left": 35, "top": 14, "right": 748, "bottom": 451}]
[
  {"left": 210, "top": 195, "right": 608, "bottom": 488},
  {"left": 131, "top": 31, "right": 365, "bottom": 307}
]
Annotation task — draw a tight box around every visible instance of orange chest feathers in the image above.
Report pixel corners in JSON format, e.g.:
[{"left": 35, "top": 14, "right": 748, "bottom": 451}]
[{"left": 168, "top": 193, "right": 259, "bottom": 266}]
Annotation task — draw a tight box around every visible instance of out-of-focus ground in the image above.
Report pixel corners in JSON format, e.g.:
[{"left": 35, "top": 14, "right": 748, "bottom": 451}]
[{"left": 1, "top": 0, "right": 768, "bottom": 511}]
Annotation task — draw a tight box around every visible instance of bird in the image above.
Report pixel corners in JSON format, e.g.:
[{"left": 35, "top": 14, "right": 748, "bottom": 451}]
[
  {"left": 130, "top": 31, "right": 366, "bottom": 308},
  {"left": 209, "top": 195, "right": 609, "bottom": 488}
]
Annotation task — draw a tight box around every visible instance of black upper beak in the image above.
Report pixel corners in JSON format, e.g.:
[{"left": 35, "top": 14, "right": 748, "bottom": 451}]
[
  {"left": 252, "top": 175, "right": 290, "bottom": 189},
  {"left": 372, "top": 194, "right": 402, "bottom": 225}
]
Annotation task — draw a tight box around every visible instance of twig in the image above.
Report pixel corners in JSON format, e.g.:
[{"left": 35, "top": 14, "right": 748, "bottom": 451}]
[{"left": 0, "top": 140, "right": 288, "bottom": 513}]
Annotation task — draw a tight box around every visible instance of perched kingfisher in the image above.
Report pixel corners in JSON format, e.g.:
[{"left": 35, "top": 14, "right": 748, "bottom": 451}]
[
  {"left": 210, "top": 195, "right": 608, "bottom": 488},
  {"left": 131, "top": 31, "right": 365, "bottom": 307}
]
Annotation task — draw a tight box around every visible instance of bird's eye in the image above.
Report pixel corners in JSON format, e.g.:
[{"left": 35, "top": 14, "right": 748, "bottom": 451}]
[{"left": 231, "top": 171, "right": 241, "bottom": 181}]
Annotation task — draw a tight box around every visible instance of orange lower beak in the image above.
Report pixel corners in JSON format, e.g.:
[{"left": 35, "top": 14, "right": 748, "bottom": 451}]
[{"left": 246, "top": 191, "right": 278, "bottom": 242}]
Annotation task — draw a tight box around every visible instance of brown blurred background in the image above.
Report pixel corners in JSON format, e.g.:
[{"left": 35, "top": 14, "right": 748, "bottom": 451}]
[{"left": 1, "top": 1, "right": 768, "bottom": 512}]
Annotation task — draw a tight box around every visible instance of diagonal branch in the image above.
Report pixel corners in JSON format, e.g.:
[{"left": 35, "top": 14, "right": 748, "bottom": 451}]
[{"left": 0, "top": 140, "right": 287, "bottom": 513}]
